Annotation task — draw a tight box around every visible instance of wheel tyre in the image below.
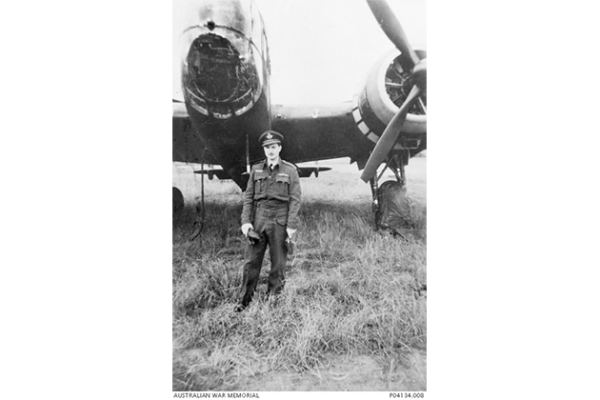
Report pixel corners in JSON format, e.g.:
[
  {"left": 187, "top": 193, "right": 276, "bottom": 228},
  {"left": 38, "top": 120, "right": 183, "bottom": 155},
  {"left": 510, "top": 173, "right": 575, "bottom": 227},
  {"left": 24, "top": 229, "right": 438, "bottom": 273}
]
[{"left": 173, "top": 187, "right": 184, "bottom": 214}]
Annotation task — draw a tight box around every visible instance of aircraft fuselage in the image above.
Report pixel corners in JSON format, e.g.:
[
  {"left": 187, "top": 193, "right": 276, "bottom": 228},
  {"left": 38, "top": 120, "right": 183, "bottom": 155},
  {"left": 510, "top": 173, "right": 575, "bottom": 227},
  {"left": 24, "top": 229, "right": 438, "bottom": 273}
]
[
  {"left": 176, "top": 0, "right": 426, "bottom": 189},
  {"left": 179, "top": 0, "right": 271, "bottom": 187}
]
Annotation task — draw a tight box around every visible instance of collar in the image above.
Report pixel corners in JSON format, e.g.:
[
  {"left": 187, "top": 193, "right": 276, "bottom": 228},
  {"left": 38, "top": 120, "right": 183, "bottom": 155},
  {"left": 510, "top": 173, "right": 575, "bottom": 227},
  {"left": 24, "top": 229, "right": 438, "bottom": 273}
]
[{"left": 266, "top": 159, "right": 280, "bottom": 169}]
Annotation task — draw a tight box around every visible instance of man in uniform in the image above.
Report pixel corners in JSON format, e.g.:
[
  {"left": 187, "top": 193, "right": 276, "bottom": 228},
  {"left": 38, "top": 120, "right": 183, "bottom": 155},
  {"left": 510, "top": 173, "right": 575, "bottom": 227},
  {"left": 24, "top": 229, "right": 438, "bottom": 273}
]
[{"left": 236, "top": 130, "right": 301, "bottom": 311}]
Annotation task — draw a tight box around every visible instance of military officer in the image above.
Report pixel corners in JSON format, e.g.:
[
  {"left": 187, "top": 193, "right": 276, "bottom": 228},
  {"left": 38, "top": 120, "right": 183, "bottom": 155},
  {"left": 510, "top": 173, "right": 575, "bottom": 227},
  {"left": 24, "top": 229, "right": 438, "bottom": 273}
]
[{"left": 236, "top": 130, "right": 301, "bottom": 311}]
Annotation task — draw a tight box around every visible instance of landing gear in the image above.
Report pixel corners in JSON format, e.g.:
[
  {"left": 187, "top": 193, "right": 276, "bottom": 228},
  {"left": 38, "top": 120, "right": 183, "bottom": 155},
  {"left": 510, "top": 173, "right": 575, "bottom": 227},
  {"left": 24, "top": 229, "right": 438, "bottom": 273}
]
[
  {"left": 171, "top": 187, "right": 183, "bottom": 218},
  {"left": 369, "top": 176, "right": 382, "bottom": 230},
  {"left": 368, "top": 152, "right": 411, "bottom": 235}
]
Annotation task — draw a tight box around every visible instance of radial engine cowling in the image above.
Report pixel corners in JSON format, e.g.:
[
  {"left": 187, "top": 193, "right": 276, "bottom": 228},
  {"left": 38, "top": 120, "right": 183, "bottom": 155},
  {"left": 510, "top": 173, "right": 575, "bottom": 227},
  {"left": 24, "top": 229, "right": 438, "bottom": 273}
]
[{"left": 351, "top": 49, "right": 427, "bottom": 151}]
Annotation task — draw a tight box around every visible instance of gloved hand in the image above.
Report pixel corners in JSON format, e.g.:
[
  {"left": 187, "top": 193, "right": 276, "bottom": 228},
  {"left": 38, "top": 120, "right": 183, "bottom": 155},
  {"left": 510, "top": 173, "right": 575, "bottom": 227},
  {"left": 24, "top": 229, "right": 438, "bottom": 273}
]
[
  {"left": 241, "top": 223, "right": 253, "bottom": 236},
  {"left": 286, "top": 228, "right": 296, "bottom": 239}
]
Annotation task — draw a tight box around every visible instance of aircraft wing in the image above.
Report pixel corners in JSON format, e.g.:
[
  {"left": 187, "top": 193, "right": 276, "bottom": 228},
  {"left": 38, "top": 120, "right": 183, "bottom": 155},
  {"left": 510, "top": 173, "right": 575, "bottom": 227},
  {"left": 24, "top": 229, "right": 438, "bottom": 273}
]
[
  {"left": 270, "top": 102, "right": 375, "bottom": 167},
  {"left": 172, "top": 102, "right": 220, "bottom": 165}
]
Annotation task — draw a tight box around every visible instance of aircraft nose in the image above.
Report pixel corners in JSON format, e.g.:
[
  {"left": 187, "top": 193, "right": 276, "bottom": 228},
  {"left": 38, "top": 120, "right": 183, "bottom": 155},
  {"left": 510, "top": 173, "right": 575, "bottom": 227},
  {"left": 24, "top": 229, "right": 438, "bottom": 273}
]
[
  {"left": 188, "top": 34, "right": 247, "bottom": 102},
  {"left": 185, "top": 33, "right": 260, "bottom": 117},
  {"left": 182, "top": 32, "right": 262, "bottom": 119},
  {"left": 178, "top": 0, "right": 265, "bottom": 119}
]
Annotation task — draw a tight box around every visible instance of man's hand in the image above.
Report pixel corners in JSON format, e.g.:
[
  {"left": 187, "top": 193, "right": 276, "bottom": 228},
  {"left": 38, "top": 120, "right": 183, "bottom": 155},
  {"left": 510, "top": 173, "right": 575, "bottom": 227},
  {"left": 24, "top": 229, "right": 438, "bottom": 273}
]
[
  {"left": 241, "top": 223, "right": 253, "bottom": 236},
  {"left": 286, "top": 228, "right": 296, "bottom": 239}
]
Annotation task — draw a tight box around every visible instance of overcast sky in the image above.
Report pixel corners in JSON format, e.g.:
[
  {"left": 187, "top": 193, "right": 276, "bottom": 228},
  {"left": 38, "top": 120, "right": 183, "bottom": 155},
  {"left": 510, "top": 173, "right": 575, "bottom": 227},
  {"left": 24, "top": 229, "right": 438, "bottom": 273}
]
[{"left": 173, "top": 0, "right": 426, "bottom": 104}]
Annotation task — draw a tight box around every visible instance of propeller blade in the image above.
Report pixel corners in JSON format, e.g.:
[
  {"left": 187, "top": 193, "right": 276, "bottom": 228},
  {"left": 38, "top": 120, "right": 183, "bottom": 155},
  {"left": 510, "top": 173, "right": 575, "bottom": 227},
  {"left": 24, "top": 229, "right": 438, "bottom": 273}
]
[
  {"left": 416, "top": 98, "right": 427, "bottom": 114},
  {"left": 412, "top": 58, "right": 427, "bottom": 89},
  {"left": 366, "top": 0, "right": 420, "bottom": 69},
  {"left": 360, "top": 84, "right": 422, "bottom": 182}
]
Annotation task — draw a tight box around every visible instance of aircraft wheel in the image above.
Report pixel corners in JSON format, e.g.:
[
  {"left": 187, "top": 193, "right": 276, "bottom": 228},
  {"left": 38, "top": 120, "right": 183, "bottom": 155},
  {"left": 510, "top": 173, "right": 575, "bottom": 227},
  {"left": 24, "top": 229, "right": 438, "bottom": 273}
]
[{"left": 173, "top": 187, "right": 184, "bottom": 214}]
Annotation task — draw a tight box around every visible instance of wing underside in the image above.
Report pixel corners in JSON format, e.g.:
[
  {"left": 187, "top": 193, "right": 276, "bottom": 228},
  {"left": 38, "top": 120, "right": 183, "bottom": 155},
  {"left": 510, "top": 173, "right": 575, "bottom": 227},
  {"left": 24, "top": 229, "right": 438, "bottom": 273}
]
[{"left": 271, "top": 102, "right": 374, "bottom": 165}]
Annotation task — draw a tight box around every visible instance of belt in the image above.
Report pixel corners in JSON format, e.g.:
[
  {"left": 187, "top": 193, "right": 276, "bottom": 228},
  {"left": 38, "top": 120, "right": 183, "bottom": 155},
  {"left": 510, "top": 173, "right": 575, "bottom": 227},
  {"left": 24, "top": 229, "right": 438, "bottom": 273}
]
[
  {"left": 255, "top": 199, "right": 287, "bottom": 208},
  {"left": 254, "top": 200, "right": 288, "bottom": 220}
]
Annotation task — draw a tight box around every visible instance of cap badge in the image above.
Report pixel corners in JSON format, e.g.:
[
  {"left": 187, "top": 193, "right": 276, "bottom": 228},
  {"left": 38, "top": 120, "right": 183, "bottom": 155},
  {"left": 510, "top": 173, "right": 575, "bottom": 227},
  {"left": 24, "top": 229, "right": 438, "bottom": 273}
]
[{"left": 266, "top": 133, "right": 273, "bottom": 139}]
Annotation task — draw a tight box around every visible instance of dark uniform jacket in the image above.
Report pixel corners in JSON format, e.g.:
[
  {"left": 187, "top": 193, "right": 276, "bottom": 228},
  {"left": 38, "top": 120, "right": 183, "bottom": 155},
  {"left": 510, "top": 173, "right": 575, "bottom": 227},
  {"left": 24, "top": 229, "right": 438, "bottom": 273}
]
[{"left": 241, "top": 159, "right": 301, "bottom": 230}]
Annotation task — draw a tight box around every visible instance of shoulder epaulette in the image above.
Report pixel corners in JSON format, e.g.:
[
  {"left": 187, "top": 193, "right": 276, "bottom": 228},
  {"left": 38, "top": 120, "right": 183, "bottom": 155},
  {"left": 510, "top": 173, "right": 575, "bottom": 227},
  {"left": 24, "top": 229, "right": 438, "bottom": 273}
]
[{"left": 281, "top": 160, "right": 300, "bottom": 173}]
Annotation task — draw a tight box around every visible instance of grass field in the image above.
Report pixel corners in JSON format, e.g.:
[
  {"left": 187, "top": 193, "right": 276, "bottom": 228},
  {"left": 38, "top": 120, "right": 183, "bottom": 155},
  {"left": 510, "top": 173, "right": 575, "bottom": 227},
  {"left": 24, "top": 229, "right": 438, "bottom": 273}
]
[{"left": 172, "top": 158, "right": 427, "bottom": 391}]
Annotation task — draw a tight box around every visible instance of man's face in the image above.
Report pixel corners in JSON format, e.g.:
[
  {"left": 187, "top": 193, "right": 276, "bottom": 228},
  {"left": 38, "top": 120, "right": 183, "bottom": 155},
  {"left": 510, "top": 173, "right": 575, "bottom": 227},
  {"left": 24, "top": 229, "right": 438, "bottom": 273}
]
[{"left": 263, "top": 143, "right": 282, "bottom": 163}]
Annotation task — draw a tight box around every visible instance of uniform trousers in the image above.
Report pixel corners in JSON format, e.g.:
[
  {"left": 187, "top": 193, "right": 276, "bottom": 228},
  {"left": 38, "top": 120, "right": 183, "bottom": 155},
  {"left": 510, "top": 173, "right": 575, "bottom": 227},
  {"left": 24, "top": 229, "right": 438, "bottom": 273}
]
[{"left": 239, "top": 201, "right": 289, "bottom": 306}]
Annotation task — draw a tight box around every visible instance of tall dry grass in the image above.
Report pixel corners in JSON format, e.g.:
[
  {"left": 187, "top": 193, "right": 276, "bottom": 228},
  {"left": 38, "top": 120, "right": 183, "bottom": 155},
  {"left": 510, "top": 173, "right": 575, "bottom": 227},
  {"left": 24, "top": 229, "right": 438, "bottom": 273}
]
[{"left": 173, "top": 182, "right": 426, "bottom": 391}]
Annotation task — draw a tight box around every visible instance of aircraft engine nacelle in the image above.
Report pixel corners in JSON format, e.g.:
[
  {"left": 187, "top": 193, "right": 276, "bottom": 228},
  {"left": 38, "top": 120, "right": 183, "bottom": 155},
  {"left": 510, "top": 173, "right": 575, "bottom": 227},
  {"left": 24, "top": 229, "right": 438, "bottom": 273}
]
[{"left": 351, "top": 49, "right": 427, "bottom": 151}]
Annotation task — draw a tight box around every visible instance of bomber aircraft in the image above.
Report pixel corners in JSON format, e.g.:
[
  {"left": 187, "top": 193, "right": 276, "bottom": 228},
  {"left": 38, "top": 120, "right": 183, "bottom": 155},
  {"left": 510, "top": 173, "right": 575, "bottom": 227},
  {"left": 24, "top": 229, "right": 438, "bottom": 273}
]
[{"left": 173, "top": 0, "right": 427, "bottom": 227}]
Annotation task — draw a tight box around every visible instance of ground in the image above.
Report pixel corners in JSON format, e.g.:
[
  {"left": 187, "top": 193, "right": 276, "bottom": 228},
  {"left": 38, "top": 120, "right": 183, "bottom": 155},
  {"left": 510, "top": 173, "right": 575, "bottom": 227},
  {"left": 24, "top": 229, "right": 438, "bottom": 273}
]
[
  {"left": 173, "top": 156, "right": 426, "bottom": 391},
  {"left": 226, "top": 350, "right": 426, "bottom": 391}
]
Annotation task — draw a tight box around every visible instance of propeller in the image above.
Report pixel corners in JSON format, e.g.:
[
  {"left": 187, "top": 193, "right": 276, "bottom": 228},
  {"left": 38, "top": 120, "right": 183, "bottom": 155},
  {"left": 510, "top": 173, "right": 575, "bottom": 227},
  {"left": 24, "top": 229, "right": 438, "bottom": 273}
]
[
  {"left": 360, "top": 0, "right": 426, "bottom": 183},
  {"left": 365, "top": 0, "right": 419, "bottom": 70}
]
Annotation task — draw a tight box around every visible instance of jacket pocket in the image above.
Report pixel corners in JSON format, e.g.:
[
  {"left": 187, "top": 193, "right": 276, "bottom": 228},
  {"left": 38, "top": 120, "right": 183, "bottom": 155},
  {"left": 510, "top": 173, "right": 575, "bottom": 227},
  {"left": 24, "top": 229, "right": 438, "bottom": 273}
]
[
  {"left": 254, "top": 175, "right": 267, "bottom": 194},
  {"left": 275, "top": 174, "right": 290, "bottom": 197}
]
